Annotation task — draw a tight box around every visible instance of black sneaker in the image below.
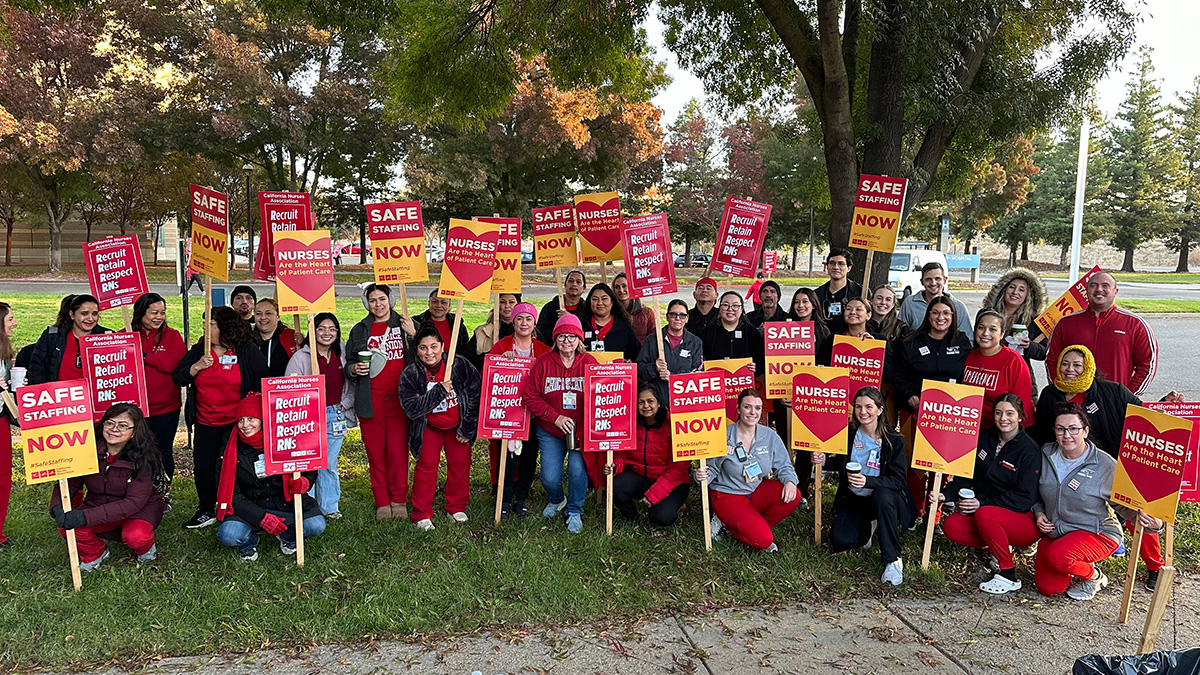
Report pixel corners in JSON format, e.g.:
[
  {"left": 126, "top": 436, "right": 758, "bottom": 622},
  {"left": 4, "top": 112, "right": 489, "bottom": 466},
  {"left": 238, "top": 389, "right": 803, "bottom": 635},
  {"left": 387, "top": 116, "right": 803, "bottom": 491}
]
[
  {"left": 239, "top": 547, "right": 258, "bottom": 562},
  {"left": 500, "top": 503, "right": 512, "bottom": 520},
  {"left": 513, "top": 501, "right": 530, "bottom": 519},
  {"left": 1145, "top": 569, "right": 1160, "bottom": 591},
  {"left": 183, "top": 511, "right": 216, "bottom": 529}
]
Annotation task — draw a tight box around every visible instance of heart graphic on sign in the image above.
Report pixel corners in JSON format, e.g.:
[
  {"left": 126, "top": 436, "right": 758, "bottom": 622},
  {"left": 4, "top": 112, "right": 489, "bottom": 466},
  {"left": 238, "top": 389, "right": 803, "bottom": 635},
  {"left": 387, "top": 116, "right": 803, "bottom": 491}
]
[
  {"left": 578, "top": 196, "right": 622, "bottom": 255},
  {"left": 792, "top": 372, "right": 849, "bottom": 443},
  {"left": 918, "top": 387, "right": 984, "bottom": 464},
  {"left": 274, "top": 236, "right": 332, "bottom": 305},
  {"left": 1120, "top": 413, "right": 1190, "bottom": 504},
  {"left": 444, "top": 225, "right": 494, "bottom": 292}
]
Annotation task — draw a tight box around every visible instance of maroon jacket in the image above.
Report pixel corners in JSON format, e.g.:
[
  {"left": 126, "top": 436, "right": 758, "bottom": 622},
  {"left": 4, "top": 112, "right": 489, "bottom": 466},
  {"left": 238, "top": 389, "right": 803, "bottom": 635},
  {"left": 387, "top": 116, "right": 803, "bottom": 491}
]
[{"left": 51, "top": 443, "right": 165, "bottom": 527}]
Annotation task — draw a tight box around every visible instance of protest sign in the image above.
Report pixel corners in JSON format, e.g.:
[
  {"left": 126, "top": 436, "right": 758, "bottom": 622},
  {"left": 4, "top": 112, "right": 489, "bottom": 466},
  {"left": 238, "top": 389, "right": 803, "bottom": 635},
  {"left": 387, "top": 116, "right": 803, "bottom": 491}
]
[
  {"left": 703, "top": 358, "right": 754, "bottom": 422},
  {"left": 1034, "top": 265, "right": 1101, "bottom": 337},
  {"left": 575, "top": 191, "right": 622, "bottom": 264},
  {"left": 830, "top": 335, "right": 886, "bottom": 404},
  {"left": 711, "top": 197, "right": 771, "bottom": 277},
  {"left": 478, "top": 355, "right": 534, "bottom": 441},
  {"left": 620, "top": 213, "right": 676, "bottom": 297},
  {"left": 764, "top": 322, "right": 817, "bottom": 398},
  {"left": 439, "top": 218, "right": 500, "bottom": 303},
  {"left": 1146, "top": 402, "right": 1200, "bottom": 503},
  {"left": 273, "top": 229, "right": 336, "bottom": 314},
  {"left": 80, "top": 333, "right": 148, "bottom": 422},
  {"left": 531, "top": 204, "right": 577, "bottom": 270},
  {"left": 763, "top": 250, "right": 777, "bottom": 276},
  {"left": 477, "top": 216, "right": 523, "bottom": 293},
  {"left": 83, "top": 236, "right": 149, "bottom": 311},
  {"left": 188, "top": 184, "right": 229, "bottom": 281},
  {"left": 848, "top": 175, "right": 908, "bottom": 253},
  {"left": 367, "top": 200, "right": 428, "bottom": 284},
  {"left": 262, "top": 376, "right": 328, "bottom": 474},
  {"left": 583, "top": 362, "right": 637, "bottom": 453},
  {"left": 789, "top": 367, "right": 851, "bottom": 454},
  {"left": 909, "top": 380, "right": 986, "bottom": 478},
  {"left": 669, "top": 371, "right": 728, "bottom": 461},
  {"left": 590, "top": 351, "right": 626, "bottom": 365},
  {"left": 254, "top": 191, "right": 314, "bottom": 281},
  {"left": 1112, "top": 404, "right": 1192, "bottom": 523}
]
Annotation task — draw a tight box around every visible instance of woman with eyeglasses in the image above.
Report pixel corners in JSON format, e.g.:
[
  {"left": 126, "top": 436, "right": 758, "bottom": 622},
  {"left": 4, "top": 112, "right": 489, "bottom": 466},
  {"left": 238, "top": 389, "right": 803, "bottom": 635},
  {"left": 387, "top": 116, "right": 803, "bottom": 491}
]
[
  {"left": 695, "top": 389, "right": 800, "bottom": 551},
  {"left": 700, "top": 291, "right": 764, "bottom": 373},
  {"left": 1032, "top": 345, "right": 1163, "bottom": 590},
  {"left": 28, "top": 294, "right": 113, "bottom": 385},
  {"left": 1030, "top": 402, "right": 1163, "bottom": 600},
  {"left": 579, "top": 282, "right": 639, "bottom": 362},
  {"left": 522, "top": 314, "right": 598, "bottom": 534},
  {"left": 253, "top": 298, "right": 299, "bottom": 378},
  {"left": 489, "top": 303, "right": 549, "bottom": 519},
  {"left": 50, "top": 404, "right": 165, "bottom": 571},
  {"left": 636, "top": 299, "right": 703, "bottom": 406},
  {"left": 613, "top": 273, "right": 658, "bottom": 344},
  {"left": 132, "top": 293, "right": 186, "bottom": 489},
  {"left": 285, "top": 312, "right": 356, "bottom": 520}
]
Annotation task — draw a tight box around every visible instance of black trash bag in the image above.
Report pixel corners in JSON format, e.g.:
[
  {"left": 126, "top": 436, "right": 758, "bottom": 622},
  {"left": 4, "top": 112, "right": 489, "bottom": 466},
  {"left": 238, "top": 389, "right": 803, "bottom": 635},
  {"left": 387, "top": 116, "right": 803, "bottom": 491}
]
[{"left": 1074, "top": 648, "right": 1200, "bottom": 675}]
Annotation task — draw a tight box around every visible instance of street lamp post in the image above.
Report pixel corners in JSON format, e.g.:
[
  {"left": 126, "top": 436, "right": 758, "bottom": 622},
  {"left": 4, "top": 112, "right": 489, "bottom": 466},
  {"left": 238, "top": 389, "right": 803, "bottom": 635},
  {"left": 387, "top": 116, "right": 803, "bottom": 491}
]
[{"left": 242, "top": 163, "right": 254, "bottom": 273}]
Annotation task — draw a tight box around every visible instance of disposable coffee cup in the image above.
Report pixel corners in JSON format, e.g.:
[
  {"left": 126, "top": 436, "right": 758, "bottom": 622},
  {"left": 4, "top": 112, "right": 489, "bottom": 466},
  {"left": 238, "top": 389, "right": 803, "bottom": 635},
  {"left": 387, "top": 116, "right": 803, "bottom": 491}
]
[
  {"left": 358, "top": 351, "right": 372, "bottom": 364},
  {"left": 1011, "top": 324, "right": 1029, "bottom": 339},
  {"left": 845, "top": 462, "right": 862, "bottom": 475},
  {"left": 959, "top": 489, "right": 975, "bottom": 500},
  {"left": 10, "top": 367, "right": 26, "bottom": 390}
]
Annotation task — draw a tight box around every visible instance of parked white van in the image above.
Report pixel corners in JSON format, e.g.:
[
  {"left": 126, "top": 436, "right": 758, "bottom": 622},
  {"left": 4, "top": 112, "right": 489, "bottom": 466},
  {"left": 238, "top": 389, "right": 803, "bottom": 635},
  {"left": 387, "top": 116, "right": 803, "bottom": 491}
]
[{"left": 887, "top": 246, "right": 947, "bottom": 300}]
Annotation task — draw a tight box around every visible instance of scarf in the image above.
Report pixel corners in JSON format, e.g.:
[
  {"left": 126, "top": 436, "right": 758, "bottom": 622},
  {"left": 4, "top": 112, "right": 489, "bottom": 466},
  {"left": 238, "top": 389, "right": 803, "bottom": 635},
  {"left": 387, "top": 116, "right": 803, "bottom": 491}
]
[
  {"left": 1054, "top": 344, "right": 1096, "bottom": 395},
  {"left": 216, "top": 394, "right": 264, "bottom": 521}
]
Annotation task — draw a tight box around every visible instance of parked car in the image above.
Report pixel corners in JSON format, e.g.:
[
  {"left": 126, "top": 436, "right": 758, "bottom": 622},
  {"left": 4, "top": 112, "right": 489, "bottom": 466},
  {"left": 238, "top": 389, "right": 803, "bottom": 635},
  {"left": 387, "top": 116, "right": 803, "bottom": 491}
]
[
  {"left": 427, "top": 246, "right": 445, "bottom": 263},
  {"left": 521, "top": 250, "right": 534, "bottom": 264},
  {"left": 673, "top": 253, "right": 712, "bottom": 268}
]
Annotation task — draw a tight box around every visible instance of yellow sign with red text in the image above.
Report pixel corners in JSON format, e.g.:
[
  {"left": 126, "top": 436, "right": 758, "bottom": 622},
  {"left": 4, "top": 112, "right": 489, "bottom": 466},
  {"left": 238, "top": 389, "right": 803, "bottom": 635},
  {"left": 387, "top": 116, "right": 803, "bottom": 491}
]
[
  {"left": 477, "top": 216, "right": 522, "bottom": 293},
  {"left": 1112, "top": 404, "right": 1192, "bottom": 523},
  {"left": 17, "top": 380, "right": 99, "bottom": 485},
  {"left": 1034, "top": 265, "right": 1100, "bottom": 337},
  {"left": 669, "top": 371, "right": 728, "bottom": 461},
  {"left": 367, "top": 201, "right": 428, "bottom": 284},
  {"left": 439, "top": 218, "right": 500, "bottom": 303},
  {"left": 575, "top": 191, "right": 622, "bottom": 264},
  {"left": 910, "top": 380, "right": 986, "bottom": 478},
  {"left": 591, "top": 351, "right": 626, "bottom": 364},
  {"left": 189, "top": 185, "right": 230, "bottom": 281},
  {"left": 273, "top": 230, "right": 336, "bottom": 314},
  {"left": 704, "top": 358, "right": 755, "bottom": 422},
  {"left": 848, "top": 175, "right": 908, "bottom": 253},
  {"left": 790, "top": 366, "right": 851, "bottom": 454}
]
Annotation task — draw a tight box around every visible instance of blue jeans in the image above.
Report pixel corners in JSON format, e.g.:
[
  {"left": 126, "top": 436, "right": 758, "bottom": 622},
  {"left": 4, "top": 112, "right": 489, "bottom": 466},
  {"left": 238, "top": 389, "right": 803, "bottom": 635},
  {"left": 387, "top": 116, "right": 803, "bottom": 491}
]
[
  {"left": 537, "top": 426, "right": 588, "bottom": 516},
  {"left": 310, "top": 406, "right": 347, "bottom": 515},
  {"left": 216, "top": 512, "right": 326, "bottom": 555}
]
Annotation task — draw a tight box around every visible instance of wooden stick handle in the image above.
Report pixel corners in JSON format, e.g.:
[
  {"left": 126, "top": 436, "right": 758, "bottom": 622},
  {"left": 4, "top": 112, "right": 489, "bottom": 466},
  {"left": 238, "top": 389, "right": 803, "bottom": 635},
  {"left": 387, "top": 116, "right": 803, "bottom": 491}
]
[
  {"left": 494, "top": 439, "right": 508, "bottom": 525},
  {"left": 1138, "top": 566, "right": 1176, "bottom": 653},
  {"left": 814, "top": 463, "right": 823, "bottom": 546},
  {"left": 292, "top": 471, "right": 305, "bottom": 567},
  {"left": 1165, "top": 521, "right": 1174, "bottom": 567},
  {"left": 862, "top": 250, "right": 874, "bottom": 300},
  {"left": 652, "top": 297, "right": 665, "bottom": 365},
  {"left": 700, "top": 470, "right": 712, "bottom": 552},
  {"left": 555, "top": 268, "right": 565, "bottom": 309},
  {"left": 203, "top": 282, "right": 213, "bottom": 355},
  {"left": 605, "top": 450, "right": 614, "bottom": 535},
  {"left": 60, "top": 478, "right": 82, "bottom": 592},
  {"left": 920, "top": 472, "right": 942, "bottom": 570},
  {"left": 398, "top": 281, "right": 409, "bottom": 318},
  {"left": 292, "top": 314, "right": 302, "bottom": 336},
  {"left": 121, "top": 305, "right": 132, "bottom": 333},
  {"left": 444, "top": 299, "right": 464, "bottom": 383},
  {"left": 1119, "top": 520, "right": 1145, "bottom": 624},
  {"left": 307, "top": 314, "right": 317, "bottom": 373}
]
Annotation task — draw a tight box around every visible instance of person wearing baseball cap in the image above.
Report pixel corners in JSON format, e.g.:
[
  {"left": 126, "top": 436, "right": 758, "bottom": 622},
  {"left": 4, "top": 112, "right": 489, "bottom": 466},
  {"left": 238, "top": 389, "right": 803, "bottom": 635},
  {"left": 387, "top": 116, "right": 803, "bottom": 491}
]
[
  {"left": 747, "top": 280, "right": 787, "bottom": 327},
  {"left": 686, "top": 277, "right": 720, "bottom": 337},
  {"left": 522, "top": 314, "right": 598, "bottom": 533}
]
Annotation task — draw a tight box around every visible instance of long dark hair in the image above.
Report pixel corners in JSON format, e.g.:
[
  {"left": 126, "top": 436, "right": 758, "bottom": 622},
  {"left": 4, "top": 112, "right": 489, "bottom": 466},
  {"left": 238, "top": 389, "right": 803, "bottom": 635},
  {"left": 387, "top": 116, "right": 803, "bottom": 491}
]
[
  {"left": 210, "top": 306, "right": 252, "bottom": 349},
  {"left": 57, "top": 294, "right": 100, "bottom": 330},
  {"left": 787, "top": 287, "right": 828, "bottom": 331},
  {"left": 613, "top": 272, "right": 645, "bottom": 316},
  {"left": 906, "top": 295, "right": 960, "bottom": 342},
  {"left": 132, "top": 293, "right": 168, "bottom": 346},
  {"left": 0, "top": 302, "right": 13, "bottom": 361},
  {"left": 637, "top": 385, "right": 668, "bottom": 428},
  {"left": 583, "top": 282, "right": 631, "bottom": 323},
  {"left": 99, "top": 403, "right": 163, "bottom": 479},
  {"left": 305, "top": 312, "right": 342, "bottom": 358}
]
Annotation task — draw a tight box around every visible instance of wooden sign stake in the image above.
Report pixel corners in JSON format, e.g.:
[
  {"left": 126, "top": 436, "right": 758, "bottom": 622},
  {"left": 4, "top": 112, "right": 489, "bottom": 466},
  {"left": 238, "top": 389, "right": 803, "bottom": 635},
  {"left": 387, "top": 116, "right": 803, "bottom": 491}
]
[
  {"left": 920, "top": 472, "right": 942, "bottom": 570},
  {"left": 59, "top": 479, "right": 83, "bottom": 592},
  {"left": 494, "top": 439, "right": 508, "bottom": 525},
  {"left": 1138, "top": 566, "right": 1176, "bottom": 653},
  {"left": 397, "top": 281, "right": 410, "bottom": 318},
  {"left": 814, "top": 463, "right": 823, "bottom": 545},
  {"left": 701, "top": 472, "right": 712, "bottom": 552},
  {"left": 861, "top": 250, "right": 874, "bottom": 300},
  {"left": 1119, "top": 520, "right": 1145, "bottom": 624},
  {"left": 554, "top": 268, "right": 565, "bottom": 310},
  {"left": 605, "top": 449, "right": 614, "bottom": 535},
  {"left": 444, "top": 299, "right": 465, "bottom": 382},
  {"left": 121, "top": 305, "right": 132, "bottom": 333}
]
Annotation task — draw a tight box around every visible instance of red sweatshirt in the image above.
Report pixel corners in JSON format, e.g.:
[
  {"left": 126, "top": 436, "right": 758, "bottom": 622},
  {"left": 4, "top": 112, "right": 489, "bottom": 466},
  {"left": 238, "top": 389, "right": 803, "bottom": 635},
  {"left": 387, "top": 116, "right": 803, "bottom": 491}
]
[
  {"left": 1046, "top": 305, "right": 1157, "bottom": 397},
  {"left": 140, "top": 326, "right": 186, "bottom": 416},
  {"left": 962, "top": 346, "right": 1034, "bottom": 428},
  {"left": 522, "top": 350, "right": 597, "bottom": 439},
  {"left": 613, "top": 421, "right": 690, "bottom": 505}
]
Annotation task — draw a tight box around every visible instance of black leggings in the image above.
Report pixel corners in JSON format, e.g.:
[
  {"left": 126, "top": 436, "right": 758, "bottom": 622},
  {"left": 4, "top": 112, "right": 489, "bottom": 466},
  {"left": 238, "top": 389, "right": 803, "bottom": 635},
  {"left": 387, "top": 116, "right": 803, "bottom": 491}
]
[
  {"left": 500, "top": 431, "right": 540, "bottom": 506},
  {"left": 192, "top": 422, "right": 234, "bottom": 514},
  {"left": 145, "top": 410, "right": 182, "bottom": 479},
  {"left": 611, "top": 468, "right": 690, "bottom": 526},
  {"left": 829, "top": 487, "right": 913, "bottom": 566}
]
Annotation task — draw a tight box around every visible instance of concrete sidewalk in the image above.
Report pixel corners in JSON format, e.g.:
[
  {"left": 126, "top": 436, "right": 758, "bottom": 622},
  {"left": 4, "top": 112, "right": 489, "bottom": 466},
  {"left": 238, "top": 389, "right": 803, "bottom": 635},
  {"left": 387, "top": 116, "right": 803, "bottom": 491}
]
[{"left": 99, "top": 573, "right": 1198, "bottom": 675}]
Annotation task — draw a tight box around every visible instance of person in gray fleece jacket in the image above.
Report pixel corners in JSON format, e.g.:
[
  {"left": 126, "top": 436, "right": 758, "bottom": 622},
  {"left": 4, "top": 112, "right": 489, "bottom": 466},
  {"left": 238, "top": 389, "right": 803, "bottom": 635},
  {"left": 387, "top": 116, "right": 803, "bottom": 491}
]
[
  {"left": 1031, "top": 402, "right": 1164, "bottom": 600},
  {"left": 696, "top": 389, "right": 800, "bottom": 551}
]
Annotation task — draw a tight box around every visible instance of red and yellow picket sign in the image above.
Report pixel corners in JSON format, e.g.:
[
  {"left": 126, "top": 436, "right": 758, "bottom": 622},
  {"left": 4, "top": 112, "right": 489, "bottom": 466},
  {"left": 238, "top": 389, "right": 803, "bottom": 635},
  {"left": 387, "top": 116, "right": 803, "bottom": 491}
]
[
  {"left": 848, "top": 175, "right": 908, "bottom": 253},
  {"left": 909, "top": 380, "right": 986, "bottom": 478},
  {"left": 765, "top": 322, "right": 817, "bottom": 398},
  {"left": 790, "top": 366, "right": 851, "bottom": 454},
  {"left": 439, "top": 218, "right": 500, "bottom": 302},
  {"left": 17, "top": 381, "right": 99, "bottom": 485},
  {"left": 274, "top": 229, "right": 336, "bottom": 314},
  {"left": 189, "top": 184, "right": 230, "bottom": 281},
  {"left": 1112, "top": 404, "right": 1193, "bottom": 523},
  {"left": 1034, "top": 265, "right": 1100, "bottom": 337},
  {"left": 669, "top": 371, "right": 728, "bottom": 461},
  {"left": 704, "top": 358, "right": 754, "bottom": 422},
  {"left": 575, "top": 191, "right": 622, "bottom": 264},
  {"left": 531, "top": 204, "right": 576, "bottom": 269},
  {"left": 477, "top": 216, "right": 522, "bottom": 293},
  {"left": 830, "top": 335, "right": 886, "bottom": 404},
  {"left": 367, "top": 201, "right": 428, "bottom": 284}
]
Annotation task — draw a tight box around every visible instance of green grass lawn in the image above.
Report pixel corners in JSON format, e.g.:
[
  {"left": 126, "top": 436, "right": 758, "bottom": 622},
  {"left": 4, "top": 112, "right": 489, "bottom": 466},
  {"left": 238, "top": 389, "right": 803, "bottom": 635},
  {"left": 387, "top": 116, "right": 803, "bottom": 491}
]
[
  {"left": 1040, "top": 271, "right": 1200, "bottom": 284},
  {"left": 1115, "top": 300, "right": 1200, "bottom": 314}
]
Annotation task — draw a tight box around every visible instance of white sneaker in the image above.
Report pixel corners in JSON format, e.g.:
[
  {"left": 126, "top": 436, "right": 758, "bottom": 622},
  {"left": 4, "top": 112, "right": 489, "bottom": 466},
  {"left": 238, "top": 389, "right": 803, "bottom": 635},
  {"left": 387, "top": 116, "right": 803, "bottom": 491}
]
[
  {"left": 415, "top": 518, "right": 435, "bottom": 531},
  {"left": 79, "top": 548, "right": 110, "bottom": 572},
  {"left": 709, "top": 514, "right": 724, "bottom": 542},
  {"left": 1067, "top": 570, "right": 1109, "bottom": 601},
  {"left": 136, "top": 544, "right": 157, "bottom": 562},
  {"left": 979, "top": 574, "right": 1022, "bottom": 595},
  {"left": 881, "top": 559, "right": 904, "bottom": 586},
  {"left": 764, "top": 542, "right": 779, "bottom": 553},
  {"left": 450, "top": 511, "right": 469, "bottom": 523}
]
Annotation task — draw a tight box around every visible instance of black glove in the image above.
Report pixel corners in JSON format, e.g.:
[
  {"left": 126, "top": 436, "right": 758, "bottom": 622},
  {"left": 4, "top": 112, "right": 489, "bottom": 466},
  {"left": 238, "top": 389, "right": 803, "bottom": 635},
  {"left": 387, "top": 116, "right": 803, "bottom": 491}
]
[
  {"left": 55, "top": 509, "right": 86, "bottom": 530},
  {"left": 51, "top": 503, "right": 64, "bottom": 519}
]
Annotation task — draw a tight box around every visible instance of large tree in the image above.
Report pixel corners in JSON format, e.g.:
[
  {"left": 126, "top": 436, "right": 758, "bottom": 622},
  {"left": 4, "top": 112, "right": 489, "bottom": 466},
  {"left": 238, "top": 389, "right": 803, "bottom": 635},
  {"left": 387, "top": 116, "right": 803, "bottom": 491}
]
[
  {"left": 1171, "top": 77, "right": 1200, "bottom": 273},
  {"left": 957, "top": 136, "right": 1039, "bottom": 263},
  {"left": 662, "top": 101, "right": 723, "bottom": 264}
]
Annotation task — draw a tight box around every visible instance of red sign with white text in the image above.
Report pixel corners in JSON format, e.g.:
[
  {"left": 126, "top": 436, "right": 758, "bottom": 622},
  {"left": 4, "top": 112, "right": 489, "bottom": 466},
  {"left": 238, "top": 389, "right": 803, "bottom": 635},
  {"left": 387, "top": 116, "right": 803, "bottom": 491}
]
[
  {"left": 16, "top": 380, "right": 99, "bottom": 485},
  {"left": 575, "top": 192, "right": 622, "bottom": 264},
  {"left": 765, "top": 322, "right": 817, "bottom": 398},
  {"left": 83, "top": 236, "right": 149, "bottom": 311},
  {"left": 531, "top": 204, "right": 577, "bottom": 269},
  {"left": 478, "top": 355, "right": 534, "bottom": 441},
  {"left": 621, "top": 213, "right": 677, "bottom": 298},
  {"left": 367, "top": 200, "right": 428, "bottom": 283},
  {"left": 262, "top": 375, "right": 328, "bottom": 474},
  {"left": 711, "top": 197, "right": 771, "bottom": 277},
  {"left": 583, "top": 362, "right": 637, "bottom": 452},
  {"left": 831, "top": 335, "right": 886, "bottom": 405},
  {"left": 80, "top": 333, "right": 148, "bottom": 423},
  {"left": 477, "top": 216, "right": 523, "bottom": 293},
  {"left": 1146, "top": 402, "right": 1200, "bottom": 503},
  {"left": 849, "top": 174, "right": 909, "bottom": 253},
  {"left": 763, "top": 251, "right": 777, "bottom": 275},
  {"left": 254, "top": 191, "right": 315, "bottom": 281}
]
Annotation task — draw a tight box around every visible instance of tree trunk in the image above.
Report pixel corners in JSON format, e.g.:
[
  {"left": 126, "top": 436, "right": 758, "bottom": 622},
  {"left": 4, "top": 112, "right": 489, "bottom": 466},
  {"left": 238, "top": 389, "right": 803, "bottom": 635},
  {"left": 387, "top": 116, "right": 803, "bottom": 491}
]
[
  {"left": 963, "top": 239, "right": 972, "bottom": 255},
  {"left": 684, "top": 233, "right": 692, "bottom": 267},
  {"left": 4, "top": 220, "right": 12, "bottom": 266},
  {"left": 792, "top": 243, "right": 799, "bottom": 271},
  {"left": 152, "top": 223, "right": 160, "bottom": 266},
  {"left": 1059, "top": 245, "right": 1068, "bottom": 271},
  {"left": 47, "top": 208, "right": 63, "bottom": 272},
  {"left": 1121, "top": 247, "right": 1135, "bottom": 273},
  {"left": 1008, "top": 244, "right": 1016, "bottom": 267},
  {"left": 1020, "top": 240, "right": 1029, "bottom": 260},
  {"left": 1177, "top": 236, "right": 1191, "bottom": 273}
]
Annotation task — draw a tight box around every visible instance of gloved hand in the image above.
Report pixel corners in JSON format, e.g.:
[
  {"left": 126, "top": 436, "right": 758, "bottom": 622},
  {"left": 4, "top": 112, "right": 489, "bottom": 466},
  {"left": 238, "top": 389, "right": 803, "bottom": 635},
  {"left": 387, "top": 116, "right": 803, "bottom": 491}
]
[
  {"left": 51, "top": 503, "right": 64, "bottom": 519},
  {"left": 260, "top": 513, "right": 288, "bottom": 536},
  {"left": 283, "top": 475, "right": 310, "bottom": 501},
  {"left": 55, "top": 509, "right": 86, "bottom": 530}
]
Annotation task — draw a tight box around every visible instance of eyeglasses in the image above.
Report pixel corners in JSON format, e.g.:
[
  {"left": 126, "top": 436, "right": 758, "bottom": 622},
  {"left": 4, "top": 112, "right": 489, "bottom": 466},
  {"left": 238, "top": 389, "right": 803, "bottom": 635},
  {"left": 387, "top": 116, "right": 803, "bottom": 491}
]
[
  {"left": 719, "top": 304, "right": 741, "bottom": 311},
  {"left": 555, "top": 334, "right": 579, "bottom": 343},
  {"left": 826, "top": 261, "right": 848, "bottom": 268},
  {"left": 102, "top": 420, "right": 134, "bottom": 432},
  {"left": 667, "top": 312, "right": 688, "bottom": 319},
  {"left": 315, "top": 326, "right": 338, "bottom": 333},
  {"left": 1054, "top": 426, "right": 1085, "bottom": 436}
]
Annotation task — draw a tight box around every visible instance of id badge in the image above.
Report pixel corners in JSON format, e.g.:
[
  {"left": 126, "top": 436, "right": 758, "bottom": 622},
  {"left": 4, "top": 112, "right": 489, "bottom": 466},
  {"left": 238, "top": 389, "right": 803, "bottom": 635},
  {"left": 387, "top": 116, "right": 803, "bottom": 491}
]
[
  {"left": 828, "top": 302, "right": 842, "bottom": 317},
  {"left": 591, "top": 340, "right": 605, "bottom": 352},
  {"left": 219, "top": 354, "right": 238, "bottom": 369},
  {"left": 254, "top": 454, "right": 267, "bottom": 478},
  {"left": 562, "top": 392, "right": 578, "bottom": 410},
  {"left": 867, "top": 449, "right": 881, "bottom": 472},
  {"left": 331, "top": 410, "right": 347, "bottom": 437},
  {"left": 743, "top": 460, "right": 763, "bottom": 483}
]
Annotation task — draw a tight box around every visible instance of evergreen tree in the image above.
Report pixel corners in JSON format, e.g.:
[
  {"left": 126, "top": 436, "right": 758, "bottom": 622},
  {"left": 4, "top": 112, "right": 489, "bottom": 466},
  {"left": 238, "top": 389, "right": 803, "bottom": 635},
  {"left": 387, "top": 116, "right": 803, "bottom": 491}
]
[
  {"left": 1170, "top": 77, "right": 1200, "bottom": 272},
  {"left": 1017, "top": 128, "right": 1110, "bottom": 270}
]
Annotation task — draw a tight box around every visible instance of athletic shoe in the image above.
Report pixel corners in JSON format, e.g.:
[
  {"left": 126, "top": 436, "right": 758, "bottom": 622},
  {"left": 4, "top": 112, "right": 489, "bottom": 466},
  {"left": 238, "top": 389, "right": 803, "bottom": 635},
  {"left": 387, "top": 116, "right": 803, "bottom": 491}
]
[
  {"left": 1145, "top": 569, "right": 1160, "bottom": 592},
  {"left": 542, "top": 500, "right": 566, "bottom": 518},
  {"left": 280, "top": 539, "right": 296, "bottom": 556},
  {"left": 512, "top": 501, "right": 531, "bottom": 519},
  {"left": 1067, "top": 570, "right": 1109, "bottom": 601},
  {"left": 136, "top": 545, "right": 158, "bottom": 563},
  {"left": 1112, "top": 542, "right": 1127, "bottom": 557},
  {"left": 709, "top": 514, "right": 724, "bottom": 542},
  {"left": 415, "top": 518, "right": 435, "bottom": 531},
  {"left": 882, "top": 559, "right": 904, "bottom": 586},
  {"left": 324, "top": 511, "right": 343, "bottom": 520},
  {"left": 79, "top": 548, "right": 110, "bottom": 572},
  {"left": 979, "top": 574, "right": 1022, "bottom": 595},
  {"left": 566, "top": 514, "right": 583, "bottom": 534},
  {"left": 450, "top": 511, "right": 469, "bottom": 523},
  {"left": 907, "top": 515, "right": 923, "bottom": 532},
  {"left": 764, "top": 542, "right": 779, "bottom": 553},
  {"left": 239, "top": 547, "right": 258, "bottom": 563},
  {"left": 183, "top": 511, "right": 216, "bottom": 529},
  {"left": 500, "top": 503, "right": 512, "bottom": 520}
]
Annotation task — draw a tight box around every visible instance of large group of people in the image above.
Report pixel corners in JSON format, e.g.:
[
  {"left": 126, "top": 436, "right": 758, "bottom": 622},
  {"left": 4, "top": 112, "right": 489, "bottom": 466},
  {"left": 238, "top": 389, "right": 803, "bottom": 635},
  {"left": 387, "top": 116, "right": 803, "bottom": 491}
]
[{"left": 0, "top": 251, "right": 1181, "bottom": 603}]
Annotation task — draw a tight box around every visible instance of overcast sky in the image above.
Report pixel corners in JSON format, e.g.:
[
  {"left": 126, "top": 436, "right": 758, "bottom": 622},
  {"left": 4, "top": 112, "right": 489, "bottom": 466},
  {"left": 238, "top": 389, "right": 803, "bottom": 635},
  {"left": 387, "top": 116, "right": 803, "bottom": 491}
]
[{"left": 648, "top": 0, "right": 1199, "bottom": 127}]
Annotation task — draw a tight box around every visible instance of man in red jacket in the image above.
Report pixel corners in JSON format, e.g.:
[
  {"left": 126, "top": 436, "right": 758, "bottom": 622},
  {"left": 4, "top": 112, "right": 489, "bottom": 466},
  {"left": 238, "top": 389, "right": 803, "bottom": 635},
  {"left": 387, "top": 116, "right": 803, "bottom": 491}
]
[{"left": 1046, "top": 273, "right": 1157, "bottom": 397}]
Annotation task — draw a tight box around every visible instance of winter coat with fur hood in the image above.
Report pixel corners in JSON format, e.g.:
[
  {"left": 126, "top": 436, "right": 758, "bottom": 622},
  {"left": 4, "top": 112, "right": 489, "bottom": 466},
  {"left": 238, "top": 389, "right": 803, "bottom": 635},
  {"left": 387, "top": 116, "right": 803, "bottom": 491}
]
[{"left": 981, "top": 267, "right": 1049, "bottom": 380}]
